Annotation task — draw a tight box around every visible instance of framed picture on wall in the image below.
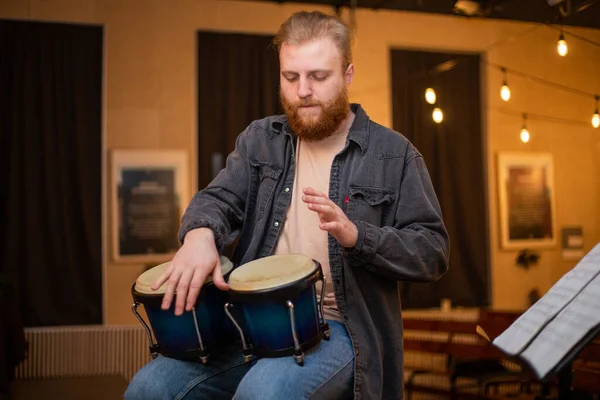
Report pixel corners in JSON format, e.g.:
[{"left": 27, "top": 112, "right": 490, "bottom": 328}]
[
  {"left": 110, "top": 150, "right": 189, "bottom": 263},
  {"left": 497, "top": 152, "right": 558, "bottom": 250}
]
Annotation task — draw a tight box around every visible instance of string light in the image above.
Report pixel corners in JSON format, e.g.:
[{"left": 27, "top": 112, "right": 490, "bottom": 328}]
[
  {"left": 557, "top": 32, "right": 568, "bottom": 56},
  {"left": 494, "top": 106, "right": 593, "bottom": 128},
  {"left": 432, "top": 107, "right": 444, "bottom": 123},
  {"left": 419, "top": 24, "right": 600, "bottom": 130},
  {"left": 593, "top": 96, "right": 600, "bottom": 129},
  {"left": 425, "top": 88, "right": 436, "bottom": 105},
  {"left": 546, "top": 24, "right": 600, "bottom": 50},
  {"left": 520, "top": 114, "right": 530, "bottom": 143},
  {"left": 500, "top": 68, "right": 511, "bottom": 102}
]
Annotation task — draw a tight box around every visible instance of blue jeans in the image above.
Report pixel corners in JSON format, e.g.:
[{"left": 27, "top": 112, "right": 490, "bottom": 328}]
[{"left": 124, "top": 321, "right": 354, "bottom": 400}]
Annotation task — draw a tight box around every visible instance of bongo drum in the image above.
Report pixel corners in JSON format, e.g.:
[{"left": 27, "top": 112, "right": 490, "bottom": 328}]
[
  {"left": 131, "top": 256, "right": 234, "bottom": 364},
  {"left": 224, "top": 254, "right": 330, "bottom": 366}
]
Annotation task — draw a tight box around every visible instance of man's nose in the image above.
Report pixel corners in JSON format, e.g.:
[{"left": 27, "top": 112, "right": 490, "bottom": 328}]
[{"left": 297, "top": 77, "right": 312, "bottom": 99}]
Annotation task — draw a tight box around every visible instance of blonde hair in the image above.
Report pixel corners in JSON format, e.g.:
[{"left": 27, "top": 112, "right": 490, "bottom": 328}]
[{"left": 273, "top": 11, "right": 354, "bottom": 69}]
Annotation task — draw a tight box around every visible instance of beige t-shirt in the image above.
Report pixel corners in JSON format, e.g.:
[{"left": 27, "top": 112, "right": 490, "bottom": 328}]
[{"left": 273, "top": 131, "right": 348, "bottom": 322}]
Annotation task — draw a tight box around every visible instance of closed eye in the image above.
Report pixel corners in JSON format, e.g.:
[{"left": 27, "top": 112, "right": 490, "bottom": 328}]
[
  {"left": 311, "top": 73, "right": 329, "bottom": 81},
  {"left": 282, "top": 72, "right": 299, "bottom": 82}
]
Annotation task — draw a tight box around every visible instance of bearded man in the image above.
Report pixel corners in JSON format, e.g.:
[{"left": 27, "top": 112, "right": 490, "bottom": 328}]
[{"left": 125, "top": 10, "right": 449, "bottom": 400}]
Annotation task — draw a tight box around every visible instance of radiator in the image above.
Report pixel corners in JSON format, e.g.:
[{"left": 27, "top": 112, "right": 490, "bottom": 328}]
[{"left": 14, "top": 325, "right": 152, "bottom": 381}]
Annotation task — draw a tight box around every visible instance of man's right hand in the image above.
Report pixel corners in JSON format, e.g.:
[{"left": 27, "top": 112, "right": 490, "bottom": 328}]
[{"left": 152, "top": 228, "right": 229, "bottom": 316}]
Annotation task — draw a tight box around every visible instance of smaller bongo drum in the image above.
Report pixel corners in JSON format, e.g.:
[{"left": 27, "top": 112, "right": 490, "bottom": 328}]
[
  {"left": 131, "top": 256, "right": 234, "bottom": 364},
  {"left": 224, "top": 254, "right": 330, "bottom": 366}
]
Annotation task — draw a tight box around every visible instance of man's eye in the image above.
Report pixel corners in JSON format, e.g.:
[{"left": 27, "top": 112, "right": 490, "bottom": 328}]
[
  {"left": 285, "top": 76, "right": 298, "bottom": 82},
  {"left": 313, "top": 75, "right": 328, "bottom": 81}
]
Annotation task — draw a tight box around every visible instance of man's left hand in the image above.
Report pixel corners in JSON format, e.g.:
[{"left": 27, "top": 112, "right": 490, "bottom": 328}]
[{"left": 302, "top": 187, "right": 358, "bottom": 248}]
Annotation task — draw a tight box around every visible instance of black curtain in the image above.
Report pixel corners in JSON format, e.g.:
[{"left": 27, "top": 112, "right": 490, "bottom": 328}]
[
  {"left": 197, "top": 31, "right": 283, "bottom": 191},
  {"left": 0, "top": 20, "right": 103, "bottom": 326},
  {"left": 391, "top": 49, "right": 489, "bottom": 308}
]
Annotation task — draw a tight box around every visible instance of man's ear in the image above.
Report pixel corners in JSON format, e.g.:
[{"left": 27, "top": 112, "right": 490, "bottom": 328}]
[{"left": 345, "top": 64, "right": 354, "bottom": 85}]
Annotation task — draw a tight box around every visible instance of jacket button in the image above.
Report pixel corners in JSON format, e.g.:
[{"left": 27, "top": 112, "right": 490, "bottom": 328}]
[
  {"left": 285, "top": 187, "right": 290, "bottom": 192},
  {"left": 274, "top": 222, "right": 279, "bottom": 227}
]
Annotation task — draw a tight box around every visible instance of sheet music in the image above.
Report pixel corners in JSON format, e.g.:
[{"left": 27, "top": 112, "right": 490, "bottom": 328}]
[
  {"left": 492, "top": 243, "right": 600, "bottom": 356},
  {"left": 519, "top": 270, "right": 600, "bottom": 379}
]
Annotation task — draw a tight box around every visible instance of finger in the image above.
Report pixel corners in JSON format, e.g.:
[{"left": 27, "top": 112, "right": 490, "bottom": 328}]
[
  {"left": 317, "top": 212, "right": 326, "bottom": 224},
  {"left": 302, "top": 187, "right": 317, "bottom": 195},
  {"left": 152, "top": 261, "right": 174, "bottom": 291},
  {"left": 174, "top": 269, "right": 194, "bottom": 316},
  {"left": 302, "top": 194, "right": 331, "bottom": 205},
  {"left": 303, "top": 187, "right": 329, "bottom": 198},
  {"left": 212, "top": 260, "right": 230, "bottom": 291},
  {"left": 185, "top": 269, "right": 207, "bottom": 311},
  {"left": 320, "top": 221, "right": 342, "bottom": 232},
  {"left": 307, "top": 203, "right": 336, "bottom": 217},
  {"left": 161, "top": 268, "right": 181, "bottom": 311}
]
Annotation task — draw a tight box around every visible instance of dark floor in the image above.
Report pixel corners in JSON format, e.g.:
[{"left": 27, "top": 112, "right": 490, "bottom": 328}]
[{"left": 6, "top": 376, "right": 128, "bottom": 400}]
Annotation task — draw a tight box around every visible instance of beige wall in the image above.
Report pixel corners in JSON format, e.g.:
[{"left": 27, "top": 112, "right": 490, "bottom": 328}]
[{"left": 2, "top": 0, "right": 599, "bottom": 325}]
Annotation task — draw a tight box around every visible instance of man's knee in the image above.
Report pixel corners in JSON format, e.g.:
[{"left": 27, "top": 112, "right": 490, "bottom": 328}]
[
  {"left": 124, "top": 370, "right": 166, "bottom": 400},
  {"left": 123, "top": 357, "right": 188, "bottom": 400},
  {"left": 233, "top": 375, "right": 290, "bottom": 400}
]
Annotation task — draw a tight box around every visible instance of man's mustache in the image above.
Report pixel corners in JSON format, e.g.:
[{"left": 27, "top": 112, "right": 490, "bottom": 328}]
[{"left": 294, "top": 100, "right": 322, "bottom": 108}]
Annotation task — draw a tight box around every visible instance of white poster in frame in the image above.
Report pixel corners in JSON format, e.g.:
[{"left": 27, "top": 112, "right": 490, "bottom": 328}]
[
  {"left": 497, "top": 152, "right": 558, "bottom": 250},
  {"left": 111, "top": 149, "right": 189, "bottom": 263}
]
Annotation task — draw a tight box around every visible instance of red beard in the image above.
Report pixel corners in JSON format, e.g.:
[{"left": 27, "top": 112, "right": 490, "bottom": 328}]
[{"left": 280, "top": 86, "right": 349, "bottom": 142}]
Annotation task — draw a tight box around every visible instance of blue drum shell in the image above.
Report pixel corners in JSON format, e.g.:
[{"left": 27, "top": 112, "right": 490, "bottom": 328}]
[
  {"left": 132, "top": 279, "right": 235, "bottom": 360},
  {"left": 228, "top": 263, "right": 323, "bottom": 358}
]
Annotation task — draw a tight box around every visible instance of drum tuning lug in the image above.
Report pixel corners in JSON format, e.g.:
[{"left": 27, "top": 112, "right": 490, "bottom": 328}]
[
  {"left": 242, "top": 345, "right": 254, "bottom": 363},
  {"left": 197, "top": 348, "right": 210, "bottom": 364},
  {"left": 225, "top": 303, "right": 254, "bottom": 360},
  {"left": 320, "top": 323, "right": 331, "bottom": 340},
  {"left": 149, "top": 344, "right": 160, "bottom": 359},
  {"left": 133, "top": 302, "right": 161, "bottom": 359},
  {"left": 293, "top": 351, "right": 304, "bottom": 366}
]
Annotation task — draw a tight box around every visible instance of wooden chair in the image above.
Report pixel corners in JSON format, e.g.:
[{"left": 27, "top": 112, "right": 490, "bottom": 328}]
[{"left": 403, "top": 310, "right": 534, "bottom": 399}]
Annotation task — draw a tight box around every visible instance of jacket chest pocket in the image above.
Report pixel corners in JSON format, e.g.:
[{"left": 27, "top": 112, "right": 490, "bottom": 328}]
[
  {"left": 346, "top": 185, "right": 396, "bottom": 226},
  {"left": 249, "top": 161, "right": 283, "bottom": 221}
]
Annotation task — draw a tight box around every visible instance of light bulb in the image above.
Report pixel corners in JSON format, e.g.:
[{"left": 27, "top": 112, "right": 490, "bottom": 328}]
[
  {"left": 557, "top": 34, "right": 568, "bottom": 56},
  {"left": 500, "top": 84, "right": 511, "bottom": 102},
  {"left": 432, "top": 108, "right": 443, "bottom": 123},
  {"left": 592, "top": 111, "right": 600, "bottom": 128},
  {"left": 425, "top": 88, "right": 436, "bottom": 105},
  {"left": 520, "top": 128, "right": 530, "bottom": 143}
]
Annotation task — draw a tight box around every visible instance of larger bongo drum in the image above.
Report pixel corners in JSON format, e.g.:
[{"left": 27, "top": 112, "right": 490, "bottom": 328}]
[
  {"left": 224, "top": 254, "right": 330, "bottom": 366},
  {"left": 131, "top": 256, "right": 234, "bottom": 363}
]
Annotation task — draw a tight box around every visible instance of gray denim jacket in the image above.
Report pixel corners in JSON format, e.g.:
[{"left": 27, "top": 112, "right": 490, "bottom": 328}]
[{"left": 179, "top": 103, "right": 450, "bottom": 399}]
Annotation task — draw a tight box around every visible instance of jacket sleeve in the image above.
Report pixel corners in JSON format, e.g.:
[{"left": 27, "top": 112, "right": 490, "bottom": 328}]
[
  {"left": 342, "top": 153, "right": 450, "bottom": 282},
  {"left": 177, "top": 124, "right": 253, "bottom": 252}
]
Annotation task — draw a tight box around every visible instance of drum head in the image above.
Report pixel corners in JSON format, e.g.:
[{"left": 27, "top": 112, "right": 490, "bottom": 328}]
[
  {"left": 228, "top": 254, "right": 316, "bottom": 292},
  {"left": 134, "top": 256, "right": 234, "bottom": 295}
]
